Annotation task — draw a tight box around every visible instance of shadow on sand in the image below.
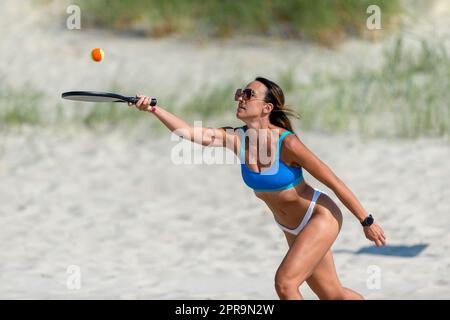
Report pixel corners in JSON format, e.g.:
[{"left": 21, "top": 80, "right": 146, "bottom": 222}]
[{"left": 334, "top": 244, "right": 429, "bottom": 258}]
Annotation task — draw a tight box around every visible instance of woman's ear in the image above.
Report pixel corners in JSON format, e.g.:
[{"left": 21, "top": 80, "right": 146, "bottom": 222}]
[{"left": 263, "top": 103, "right": 274, "bottom": 115}]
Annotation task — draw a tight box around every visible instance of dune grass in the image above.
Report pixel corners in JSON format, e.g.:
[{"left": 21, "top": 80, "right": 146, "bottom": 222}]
[
  {"left": 0, "top": 88, "right": 44, "bottom": 126},
  {"left": 291, "top": 36, "right": 450, "bottom": 138},
  {"left": 180, "top": 84, "right": 236, "bottom": 119},
  {"left": 73, "top": 0, "right": 401, "bottom": 44},
  {"left": 1, "top": 36, "right": 448, "bottom": 139}
]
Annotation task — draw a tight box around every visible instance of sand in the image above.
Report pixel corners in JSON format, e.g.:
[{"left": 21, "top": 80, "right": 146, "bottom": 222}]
[
  {"left": 0, "top": 0, "right": 449, "bottom": 299},
  {"left": 0, "top": 125, "right": 449, "bottom": 299}
]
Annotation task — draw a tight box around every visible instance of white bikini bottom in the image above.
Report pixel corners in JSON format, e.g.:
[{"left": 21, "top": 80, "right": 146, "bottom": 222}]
[{"left": 275, "top": 188, "right": 323, "bottom": 236}]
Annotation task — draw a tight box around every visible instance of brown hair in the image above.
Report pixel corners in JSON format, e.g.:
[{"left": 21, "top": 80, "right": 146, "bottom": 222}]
[{"left": 255, "top": 77, "right": 299, "bottom": 133}]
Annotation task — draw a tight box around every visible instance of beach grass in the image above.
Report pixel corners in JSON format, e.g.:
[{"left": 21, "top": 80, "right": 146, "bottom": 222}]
[
  {"left": 290, "top": 36, "right": 450, "bottom": 138},
  {"left": 1, "top": 36, "right": 448, "bottom": 139},
  {"left": 72, "top": 0, "right": 401, "bottom": 44},
  {"left": 0, "top": 88, "right": 44, "bottom": 126}
]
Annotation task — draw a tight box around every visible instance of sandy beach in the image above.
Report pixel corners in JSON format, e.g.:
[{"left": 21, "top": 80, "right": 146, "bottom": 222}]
[
  {"left": 0, "top": 125, "right": 449, "bottom": 299},
  {"left": 0, "top": 0, "right": 449, "bottom": 299}
]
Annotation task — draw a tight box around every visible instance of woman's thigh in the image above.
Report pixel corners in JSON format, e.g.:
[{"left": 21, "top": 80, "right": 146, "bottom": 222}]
[{"left": 276, "top": 204, "right": 342, "bottom": 284}]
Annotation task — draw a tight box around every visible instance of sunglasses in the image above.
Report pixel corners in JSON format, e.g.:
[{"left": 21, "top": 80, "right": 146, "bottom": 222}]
[{"left": 234, "top": 88, "right": 266, "bottom": 102}]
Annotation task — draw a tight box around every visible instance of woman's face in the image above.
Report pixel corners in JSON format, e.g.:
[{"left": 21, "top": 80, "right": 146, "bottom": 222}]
[{"left": 235, "top": 81, "right": 268, "bottom": 120}]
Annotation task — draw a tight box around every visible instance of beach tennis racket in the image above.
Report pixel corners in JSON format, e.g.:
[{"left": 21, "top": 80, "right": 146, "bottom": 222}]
[{"left": 61, "top": 91, "right": 157, "bottom": 106}]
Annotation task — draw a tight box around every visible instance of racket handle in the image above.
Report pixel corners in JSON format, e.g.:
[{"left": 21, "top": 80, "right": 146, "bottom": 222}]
[{"left": 129, "top": 97, "right": 157, "bottom": 106}]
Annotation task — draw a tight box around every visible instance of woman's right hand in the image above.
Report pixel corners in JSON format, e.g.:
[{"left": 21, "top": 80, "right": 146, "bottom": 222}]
[{"left": 129, "top": 94, "right": 155, "bottom": 112}]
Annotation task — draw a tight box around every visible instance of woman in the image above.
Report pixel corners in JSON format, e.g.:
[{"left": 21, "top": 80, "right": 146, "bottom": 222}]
[{"left": 130, "top": 77, "right": 387, "bottom": 300}]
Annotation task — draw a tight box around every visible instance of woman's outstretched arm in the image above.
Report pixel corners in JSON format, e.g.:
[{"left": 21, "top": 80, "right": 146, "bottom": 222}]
[{"left": 131, "top": 94, "right": 237, "bottom": 149}]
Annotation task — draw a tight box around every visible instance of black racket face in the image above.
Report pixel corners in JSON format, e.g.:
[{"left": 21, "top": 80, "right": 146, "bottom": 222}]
[{"left": 61, "top": 91, "right": 134, "bottom": 103}]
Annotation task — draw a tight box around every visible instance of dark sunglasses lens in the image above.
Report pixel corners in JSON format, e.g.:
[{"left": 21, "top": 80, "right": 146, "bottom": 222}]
[
  {"left": 243, "top": 89, "right": 252, "bottom": 100},
  {"left": 234, "top": 89, "right": 242, "bottom": 101},
  {"left": 235, "top": 88, "right": 253, "bottom": 101}
]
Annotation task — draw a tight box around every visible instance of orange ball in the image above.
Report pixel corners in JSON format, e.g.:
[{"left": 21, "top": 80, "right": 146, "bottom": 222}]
[{"left": 91, "top": 48, "right": 104, "bottom": 62}]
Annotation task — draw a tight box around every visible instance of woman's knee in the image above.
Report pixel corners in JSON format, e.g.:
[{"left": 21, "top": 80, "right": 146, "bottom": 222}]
[{"left": 274, "top": 272, "right": 302, "bottom": 296}]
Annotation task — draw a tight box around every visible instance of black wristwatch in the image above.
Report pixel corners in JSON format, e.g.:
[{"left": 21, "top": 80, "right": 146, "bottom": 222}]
[{"left": 361, "top": 214, "right": 374, "bottom": 227}]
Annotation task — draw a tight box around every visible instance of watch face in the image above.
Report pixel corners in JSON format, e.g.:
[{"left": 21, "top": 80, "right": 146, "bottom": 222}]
[{"left": 362, "top": 215, "right": 374, "bottom": 226}]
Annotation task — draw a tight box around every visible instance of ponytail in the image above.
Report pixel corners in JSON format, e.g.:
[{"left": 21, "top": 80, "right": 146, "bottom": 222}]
[{"left": 255, "top": 77, "right": 300, "bottom": 133}]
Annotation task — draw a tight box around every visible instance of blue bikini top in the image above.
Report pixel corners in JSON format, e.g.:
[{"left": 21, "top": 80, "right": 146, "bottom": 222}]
[{"left": 240, "top": 126, "right": 304, "bottom": 192}]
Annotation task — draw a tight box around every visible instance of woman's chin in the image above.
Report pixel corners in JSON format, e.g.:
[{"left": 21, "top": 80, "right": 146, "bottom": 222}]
[{"left": 236, "top": 110, "right": 247, "bottom": 120}]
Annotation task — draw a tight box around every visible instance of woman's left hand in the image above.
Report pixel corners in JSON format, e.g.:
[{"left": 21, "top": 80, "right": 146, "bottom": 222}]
[{"left": 364, "top": 223, "right": 386, "bottom": 247}]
